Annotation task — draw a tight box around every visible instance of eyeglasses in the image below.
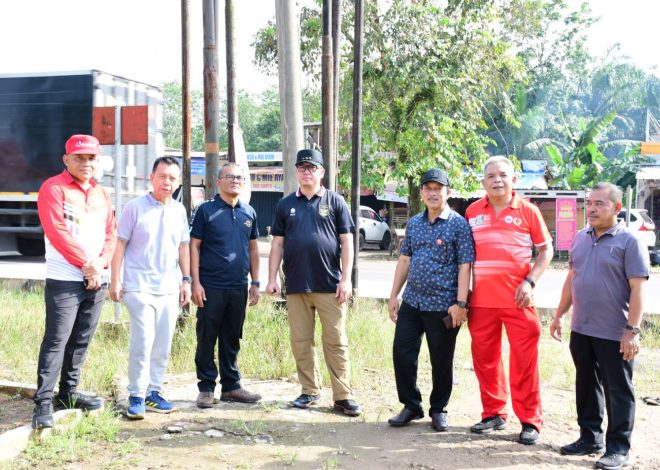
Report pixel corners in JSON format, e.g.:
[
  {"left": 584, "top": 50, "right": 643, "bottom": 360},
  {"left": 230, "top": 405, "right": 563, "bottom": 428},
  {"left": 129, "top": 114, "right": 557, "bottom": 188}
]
[
  {"left": 220, "top": 175, "right": 245, "bottom": 182},
  {"left": 296, "top": 165, "right": 319, "bottom": 174}
]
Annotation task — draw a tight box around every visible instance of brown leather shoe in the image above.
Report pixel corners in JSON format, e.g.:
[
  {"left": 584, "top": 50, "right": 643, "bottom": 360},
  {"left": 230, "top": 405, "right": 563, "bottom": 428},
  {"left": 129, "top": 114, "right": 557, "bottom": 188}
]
[
  {"left": 196, "top": 391, "right": 215, "bottom": 408},
  {"left": 388, "top": 407, "right": 424, "bottom": 427},
  {"left": 220, "top": 388, "right": 261, "bottom": 403}
]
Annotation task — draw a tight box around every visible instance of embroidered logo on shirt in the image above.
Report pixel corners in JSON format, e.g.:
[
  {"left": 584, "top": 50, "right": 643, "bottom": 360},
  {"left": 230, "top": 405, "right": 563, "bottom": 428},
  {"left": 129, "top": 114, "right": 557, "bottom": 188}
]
[
  {"left": 244, "top": 220, "right": 252, "bottom": 228},
  {"left": 319, "top": 204, "right": 330, "bottom": 217},
  {"left": 513, "top": 217, "right": 522, "bottom": 226},
  {"left": 505, "top": 215, "right": 513, "bottom": 224},
  {"left": 290, "top": 208, "right": 296, "bottom": 216}
]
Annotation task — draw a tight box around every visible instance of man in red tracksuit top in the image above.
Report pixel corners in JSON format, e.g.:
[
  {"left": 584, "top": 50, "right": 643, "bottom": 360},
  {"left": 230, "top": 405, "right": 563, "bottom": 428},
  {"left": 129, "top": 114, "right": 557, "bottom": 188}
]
[
  {"left": 465, "top": 156, "right": 553, "bottom": 445},
  {"left": 32, "top": 134, "right": 117, "bottom": 429}
]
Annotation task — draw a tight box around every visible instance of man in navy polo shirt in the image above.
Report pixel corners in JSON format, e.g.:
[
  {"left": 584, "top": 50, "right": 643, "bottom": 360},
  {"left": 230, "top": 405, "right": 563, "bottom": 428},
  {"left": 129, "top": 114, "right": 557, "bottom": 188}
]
[
  {"left": 551, "top": 182, "right": 649, "bottom": 470},
  {"left": 267, "top": 149, "right": 362, "bottom": 416},
  {"left": 190, "top": 163, "right": 261, "bottom": 408},
  {"left": 387, "top": 168, "right": 474, "bottom": 431}
]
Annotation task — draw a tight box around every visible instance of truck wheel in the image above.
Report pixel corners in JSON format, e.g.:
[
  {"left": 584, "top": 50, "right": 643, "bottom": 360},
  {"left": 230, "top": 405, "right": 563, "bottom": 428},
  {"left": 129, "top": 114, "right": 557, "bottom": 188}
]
[
  {"left": 17, "top": 237, "right": 45, "bottom": 257},
  {"left": 379, "top": 231, "right": 391, "bottom": 251}
]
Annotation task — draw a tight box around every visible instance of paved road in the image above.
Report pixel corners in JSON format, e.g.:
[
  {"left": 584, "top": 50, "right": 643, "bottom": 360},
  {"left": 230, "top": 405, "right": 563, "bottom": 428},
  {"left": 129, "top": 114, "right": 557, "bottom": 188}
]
[{"left": 1, "top": 243, "right": 659, "bottom": 313}]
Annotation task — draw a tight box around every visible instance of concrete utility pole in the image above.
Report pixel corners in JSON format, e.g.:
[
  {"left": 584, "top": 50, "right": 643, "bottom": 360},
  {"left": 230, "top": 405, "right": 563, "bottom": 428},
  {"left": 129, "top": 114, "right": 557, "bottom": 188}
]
[
  {"left": 181, "top": 0, "right": 192, "bottom": 218},
  {"left": 203, "top": 0, "right": 220, "bottom": 197},
  {"left": 225, "top": 0, "right": 237, "bottom": 163},
  {"left": 350, "top": 0, "right": 364, "bottom": 293},
  {"left": 276, "top": 0, "right": 304, "bottom": 195},
  {"left": 322, "top": 0, "right": 335, "bottom": 190}
]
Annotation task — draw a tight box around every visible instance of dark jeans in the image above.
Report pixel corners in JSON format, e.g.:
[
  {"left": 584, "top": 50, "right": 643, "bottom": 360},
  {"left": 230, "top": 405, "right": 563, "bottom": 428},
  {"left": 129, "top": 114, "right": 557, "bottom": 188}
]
[
  {"left": 34, "top": 279, "right": 106, "bottom": 403},
  {"left": 393, "top": 301, "right": 459, "bottom": 414},
  {"left": 195, "top": 286, "right": 248, "bottom": 393},
  {"left": 569, "top": 331, "right": 636, "bottom": 454}
]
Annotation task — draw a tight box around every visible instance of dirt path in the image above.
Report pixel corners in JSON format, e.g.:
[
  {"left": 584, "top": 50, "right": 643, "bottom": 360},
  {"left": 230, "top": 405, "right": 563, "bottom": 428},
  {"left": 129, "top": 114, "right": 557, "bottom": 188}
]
[
  {"left": 4, "top": 370, "right": 660, "bottom": 468},
  {"left": 99, "top": 373, "right": 660, "bottom": 469}
]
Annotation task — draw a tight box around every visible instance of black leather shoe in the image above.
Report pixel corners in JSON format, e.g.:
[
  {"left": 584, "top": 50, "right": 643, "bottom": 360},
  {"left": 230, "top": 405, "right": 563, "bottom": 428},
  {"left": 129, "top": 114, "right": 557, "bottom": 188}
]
[
  {"left": 388, "top": 407, "right": 424, "bottom": 427},
  {"left": 54, "top": 391, "right": 104, "bottom": 411},
  {"left": 518, "top": 423, "right": 539, "bottom": 445},
  {"left": 560, "top": 438, "right": 605, "bottom": 456},
  {"left": 430, "top": 411, "right": 448, "bottom": 432},
  {"left": 32, "top": 400, "right": 54, "bottom": 429},
  {"left": 596, "top": 453, "right": 629, "bottom": 470}
]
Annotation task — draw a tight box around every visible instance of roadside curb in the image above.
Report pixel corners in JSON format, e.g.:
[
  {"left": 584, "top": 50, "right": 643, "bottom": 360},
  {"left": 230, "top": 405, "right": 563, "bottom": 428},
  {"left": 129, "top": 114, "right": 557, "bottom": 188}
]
[
  {"left": 0, "top": 382, "right": 99, "bottom": 463},
  {"left": 0, "top": 380, "right": 35, "bottom": 399}
]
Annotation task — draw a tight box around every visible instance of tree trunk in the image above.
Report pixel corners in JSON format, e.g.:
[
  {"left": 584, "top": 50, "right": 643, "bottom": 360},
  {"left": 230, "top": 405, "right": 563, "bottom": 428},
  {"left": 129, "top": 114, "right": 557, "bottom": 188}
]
[{"left": 407, "top": 178, "right": 422, "bottom": 217}]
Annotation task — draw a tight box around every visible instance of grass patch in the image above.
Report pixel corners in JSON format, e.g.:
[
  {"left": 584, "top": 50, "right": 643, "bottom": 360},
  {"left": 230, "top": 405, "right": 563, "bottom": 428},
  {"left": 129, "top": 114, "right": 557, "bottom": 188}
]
[
  {"left": 2, "top": 286, "right": 659, "bottom": 397},
  {"left": 11, "top": 408, "right": 140, "bottom": 469},
  {"left": 1, "top": 286, "right": 659, "bottom": 397}
]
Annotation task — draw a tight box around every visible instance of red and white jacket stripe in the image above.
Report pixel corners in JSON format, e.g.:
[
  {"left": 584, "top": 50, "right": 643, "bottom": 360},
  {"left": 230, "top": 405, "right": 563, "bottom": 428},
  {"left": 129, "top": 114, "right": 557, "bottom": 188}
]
[{"left": 37, "top": 170, "right": 117, "bottom": 281}]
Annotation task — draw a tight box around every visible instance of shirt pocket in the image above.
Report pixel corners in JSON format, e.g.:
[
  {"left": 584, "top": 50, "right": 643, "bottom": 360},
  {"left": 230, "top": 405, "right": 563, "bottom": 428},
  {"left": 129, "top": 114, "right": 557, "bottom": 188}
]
[{"left": 431, "top": 238, "right": 450, "bottom": 265}]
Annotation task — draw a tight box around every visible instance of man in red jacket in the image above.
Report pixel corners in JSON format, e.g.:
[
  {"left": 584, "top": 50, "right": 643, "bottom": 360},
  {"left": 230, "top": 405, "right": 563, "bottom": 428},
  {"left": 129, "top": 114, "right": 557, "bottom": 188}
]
[{"left": 33, "top": 134, "right": 117, "bottom": 429}]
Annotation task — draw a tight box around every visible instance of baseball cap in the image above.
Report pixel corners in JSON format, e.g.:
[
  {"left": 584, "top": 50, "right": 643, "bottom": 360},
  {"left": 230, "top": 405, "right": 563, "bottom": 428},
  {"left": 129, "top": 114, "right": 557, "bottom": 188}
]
[
  {"left": 295, "top": 149, "right": 324, "bottom": 167},
  {"left": 65, "top": 134, "right": 101, "bottom": 155},
  {"left": 421, "top": 168, "right": 450, "bottom": 186}
]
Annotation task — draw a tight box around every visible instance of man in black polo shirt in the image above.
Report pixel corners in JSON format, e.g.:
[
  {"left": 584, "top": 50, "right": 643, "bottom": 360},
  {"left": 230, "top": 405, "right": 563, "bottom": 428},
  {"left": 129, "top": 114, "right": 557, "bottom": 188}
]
[
  {"left": 190, "top": 163, "right": 261, "bottom": 408},
  {"left": 267, "top": 149, "right": 362, "bottom": 416}
]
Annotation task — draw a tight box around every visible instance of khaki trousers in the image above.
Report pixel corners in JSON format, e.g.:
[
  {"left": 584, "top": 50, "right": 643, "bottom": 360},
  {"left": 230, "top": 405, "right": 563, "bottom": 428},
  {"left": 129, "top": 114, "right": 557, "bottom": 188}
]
[{"left": 287, "top": 293, "right": 353, "bottom": 401}]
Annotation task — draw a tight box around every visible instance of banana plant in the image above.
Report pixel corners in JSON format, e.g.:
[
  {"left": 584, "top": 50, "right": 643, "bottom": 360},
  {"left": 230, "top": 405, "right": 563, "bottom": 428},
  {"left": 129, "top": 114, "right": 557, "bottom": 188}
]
[{"left": 541, "top": 112, "right": 641, "bottom": 189}]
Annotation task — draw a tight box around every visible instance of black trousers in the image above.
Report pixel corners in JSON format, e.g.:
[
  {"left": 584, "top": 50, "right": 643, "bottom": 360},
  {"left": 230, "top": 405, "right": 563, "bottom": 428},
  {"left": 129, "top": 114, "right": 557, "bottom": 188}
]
[
  {"left": 393, "top": 301, "right": 459, "bottom": 414},
  {"left": 569, "top": 331, "right": 635, "bottom": 454},
  {"left": 195, "top": 286, "right": 248, "bottom": 393},
  {"left": 34, "top": 279, "right": 106, "bottom": 403}
]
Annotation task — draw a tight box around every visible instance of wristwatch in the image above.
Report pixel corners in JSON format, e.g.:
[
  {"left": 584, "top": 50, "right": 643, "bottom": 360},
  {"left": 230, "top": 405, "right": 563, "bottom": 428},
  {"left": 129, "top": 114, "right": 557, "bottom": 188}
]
[
  {"left": 250, "top": 281, "right": 261, "bottom": 287},
  {"left": 182, "top": 276, "right": 192, "bottom": 283},
  {"left": 525, "top": 277, "right": 536, "bottom": 289},
  {"left": 456, "top": 300, "right": 469, "bottom": 309},
  {"left": 625, "top": 324, "right": 641, "bottom": 335}
]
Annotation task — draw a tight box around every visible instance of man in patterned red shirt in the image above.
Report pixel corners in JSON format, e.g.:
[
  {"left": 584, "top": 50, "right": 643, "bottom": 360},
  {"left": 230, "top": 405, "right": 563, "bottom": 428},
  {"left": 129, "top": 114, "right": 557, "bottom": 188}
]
[
  {"left": 33, "top": 134, "right": 117, "bottom": 429},
  {"left": 466, "top": 156, "right": 553, "bottom": 445}
]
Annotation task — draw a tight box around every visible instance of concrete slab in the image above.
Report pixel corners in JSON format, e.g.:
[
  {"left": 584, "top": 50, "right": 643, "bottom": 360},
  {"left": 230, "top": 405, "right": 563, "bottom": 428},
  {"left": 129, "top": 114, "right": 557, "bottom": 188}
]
[{"left": 0, "top": 408, "right": 86, "bottom": 462}]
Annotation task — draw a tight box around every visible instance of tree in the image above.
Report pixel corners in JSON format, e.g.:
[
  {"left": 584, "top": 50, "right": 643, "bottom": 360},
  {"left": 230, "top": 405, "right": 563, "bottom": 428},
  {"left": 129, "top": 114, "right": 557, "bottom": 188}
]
[
  {"left": 485, "top": 0, "right": 598, "bottom": 159},
  {"left": 162, "top": 81, "right": 206, "bottom": 151},
  {"left": 543, "top": 112, "right": 645, "bottom": 189},
  {"left": 255, "top": 0, "right": 528, "bottom": 214},
  {"left": 353, "top": 0, "right": 528, "bottom": 213},
  {"left": 162, "top": 82, "right": 285, "bottom": 153}
]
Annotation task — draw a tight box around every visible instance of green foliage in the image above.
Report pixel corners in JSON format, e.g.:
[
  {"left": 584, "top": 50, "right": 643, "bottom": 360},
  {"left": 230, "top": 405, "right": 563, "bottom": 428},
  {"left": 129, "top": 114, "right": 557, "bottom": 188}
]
[
  {"left": 161, "top": 81, "right": 206, "bottom": 151},
  {"left": 0, "top": 285, "right": 392, "bottom": 393},
  {"left": 543, "top": 112, "right": 645, "bottom": 189}
]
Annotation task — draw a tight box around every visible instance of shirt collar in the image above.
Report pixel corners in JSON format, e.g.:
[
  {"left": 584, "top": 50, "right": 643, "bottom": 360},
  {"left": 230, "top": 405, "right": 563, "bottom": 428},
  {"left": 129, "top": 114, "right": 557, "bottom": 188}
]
[
  {"left": 424, "top": 205, "right": 451, "bottom": 224},
  {"left": 214, "top": 194, "right": 242, "bottom": 208},
  {"left": 296, "top": 186, "right": 326, "bottom": 198},
  {"left": 586, "top": 220, "right": 625, "bottom": 237},
  {"left": 483, "top": 191, "right": 522, "bottom": 209},
  {"left": 62, "top": 169, "right": 97, "bottom": 189},
  {"left": 146, "top": 192, "right": 172, "bottom": 206}
]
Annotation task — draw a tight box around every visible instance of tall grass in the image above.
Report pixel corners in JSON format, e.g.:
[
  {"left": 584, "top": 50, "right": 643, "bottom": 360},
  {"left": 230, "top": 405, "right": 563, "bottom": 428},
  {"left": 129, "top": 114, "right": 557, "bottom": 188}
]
[{"left": 1, "top": 285, "right": 658, "bottom": 400}]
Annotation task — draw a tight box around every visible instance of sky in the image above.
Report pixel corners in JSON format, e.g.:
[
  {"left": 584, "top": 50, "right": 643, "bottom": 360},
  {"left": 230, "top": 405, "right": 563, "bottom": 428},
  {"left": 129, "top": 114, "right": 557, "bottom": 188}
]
[{"left": 1, "top": 1, "right": 658, "bottom": 93}]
